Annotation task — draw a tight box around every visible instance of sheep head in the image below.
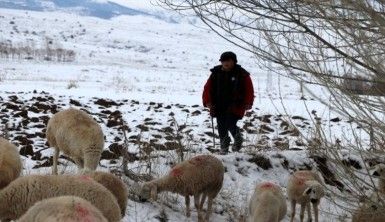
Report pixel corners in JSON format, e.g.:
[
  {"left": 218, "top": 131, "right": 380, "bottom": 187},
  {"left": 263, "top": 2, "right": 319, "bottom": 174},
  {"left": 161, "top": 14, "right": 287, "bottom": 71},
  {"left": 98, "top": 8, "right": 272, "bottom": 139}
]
[
  {"left": 372, "top": 164, "right": 385, "bottom": 179},
  {"left": 303, "top": 181, "right": 324, "bottom": 205},
  {"left": 139, "top": 182, "right": 158, "bottom": 202}
]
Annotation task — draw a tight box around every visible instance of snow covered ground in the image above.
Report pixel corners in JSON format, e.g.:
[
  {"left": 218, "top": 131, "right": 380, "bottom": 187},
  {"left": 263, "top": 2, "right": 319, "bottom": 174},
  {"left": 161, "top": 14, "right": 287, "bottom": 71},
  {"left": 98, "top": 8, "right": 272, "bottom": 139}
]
[{"left": 0, "top": 4, "right": 369, "bottom": 222}]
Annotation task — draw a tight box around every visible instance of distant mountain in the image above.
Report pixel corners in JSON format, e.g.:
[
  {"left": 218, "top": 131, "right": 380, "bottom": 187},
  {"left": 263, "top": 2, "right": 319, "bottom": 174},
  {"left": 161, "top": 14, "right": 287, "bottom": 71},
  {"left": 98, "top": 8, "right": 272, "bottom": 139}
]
[{"left": 0, "top": 0, "right": 151, "bottom": 19}]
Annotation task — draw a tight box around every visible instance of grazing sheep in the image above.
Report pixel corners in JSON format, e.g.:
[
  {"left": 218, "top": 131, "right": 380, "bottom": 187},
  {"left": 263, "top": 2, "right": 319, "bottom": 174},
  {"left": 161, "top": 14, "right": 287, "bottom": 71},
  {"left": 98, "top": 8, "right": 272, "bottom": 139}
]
[
  {"left": 351, "top": 163, "right": 385, "bottom": 221},
  {"left": 248, "top": 182, "right": 287, "bottom": 222},
  {"left": 19, "top": 196, "right": 108, "bottom": 222},
  {"left": 86, "top": 171, "right": 128, "bottom": 217},
  {"left": 0, "top": 174, "right": 121, "bottom": 222},
  {"left": 287, "top": 170, "right": 325, "bottom": 222},
  {"left": 139, "top": 155, "right": 224, "bottom": 222},
  {"left": 0, "top": 137, "right": 22, "bottom": 189},
  {"left": 46, "top": 108, "right": 104, "bottom": 174}
]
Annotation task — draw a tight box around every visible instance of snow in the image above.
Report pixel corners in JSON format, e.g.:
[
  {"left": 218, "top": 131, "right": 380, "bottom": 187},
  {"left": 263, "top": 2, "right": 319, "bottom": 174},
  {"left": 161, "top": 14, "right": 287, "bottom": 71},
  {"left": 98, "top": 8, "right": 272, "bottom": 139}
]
[{"left": 0, "top": 6, "right": 369, "bottom": 222}]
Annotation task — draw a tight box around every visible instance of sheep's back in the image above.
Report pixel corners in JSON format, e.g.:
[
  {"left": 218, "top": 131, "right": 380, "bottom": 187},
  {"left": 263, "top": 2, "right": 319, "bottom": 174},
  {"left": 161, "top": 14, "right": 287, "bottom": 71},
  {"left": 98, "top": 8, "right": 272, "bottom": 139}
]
[
  {"left": 249, "top": 182, "right": 286, "bottom": 222},
  {"left": 19, "top": 196, "right": 108, "bottom": 222},
  {"left": 0, "top": 175, "right": 121, "bottom": 222},
  {"left": 87, "top": 171, "right": 128, "bottom": 216},
  {"left": 169, "top": 155, "right": 224, "bottom": 195},
  {"left": 46, "top": 108, "right": 104, "bottom": 155}
]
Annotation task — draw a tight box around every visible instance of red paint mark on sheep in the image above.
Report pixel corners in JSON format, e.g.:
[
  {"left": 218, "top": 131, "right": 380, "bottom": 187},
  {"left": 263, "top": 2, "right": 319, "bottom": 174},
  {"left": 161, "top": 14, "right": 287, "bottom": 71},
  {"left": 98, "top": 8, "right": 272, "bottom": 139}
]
[
  {"left": 170, "top": 167, "right": 183, "bottom": 177},
  {"left": 296, "top": 179, "right": 305, "bottom": 185},
  {"left": 294, "top": 171, "right": 311, "bottom": 185},
  {"left": 260, "top": 182, "right": 276, "bottom": 189},
  {"left": 75, "top": 204, "right": 93, "bottom": 222},
  {"left": 79, "top": 175, "right": 92, "bottom": 181}
]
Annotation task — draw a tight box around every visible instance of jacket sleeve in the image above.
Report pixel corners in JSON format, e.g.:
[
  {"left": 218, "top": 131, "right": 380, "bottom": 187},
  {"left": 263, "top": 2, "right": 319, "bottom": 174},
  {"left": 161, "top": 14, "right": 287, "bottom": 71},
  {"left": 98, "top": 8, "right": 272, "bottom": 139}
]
[
  {"left": 244, "top": 74, "right": 254, "bottom": 106},
  {"left": 202, "top": 77, "right": 212, "bottom": 107}
]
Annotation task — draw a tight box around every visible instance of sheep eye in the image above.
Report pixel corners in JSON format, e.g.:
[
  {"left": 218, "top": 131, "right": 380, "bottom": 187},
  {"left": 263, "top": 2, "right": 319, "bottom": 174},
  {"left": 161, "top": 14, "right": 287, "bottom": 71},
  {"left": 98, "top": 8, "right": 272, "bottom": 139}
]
[{"left": 306, "top": 188, "right": 312, "bottom": 195}]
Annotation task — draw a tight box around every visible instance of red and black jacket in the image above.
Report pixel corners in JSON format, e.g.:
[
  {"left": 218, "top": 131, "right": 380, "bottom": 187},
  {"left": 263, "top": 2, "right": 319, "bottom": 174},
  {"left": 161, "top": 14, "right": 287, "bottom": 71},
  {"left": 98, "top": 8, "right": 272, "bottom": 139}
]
[{"left": 202, "top": 65, "right": 254, "bottom": 119}]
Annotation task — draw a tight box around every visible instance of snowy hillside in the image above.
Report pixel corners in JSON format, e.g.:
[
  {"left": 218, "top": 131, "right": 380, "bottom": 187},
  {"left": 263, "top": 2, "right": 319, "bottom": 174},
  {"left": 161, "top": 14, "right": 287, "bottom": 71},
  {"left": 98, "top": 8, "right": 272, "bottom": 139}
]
[
  {"left": 0, "top": 0, "right": 189, "bottom": 22},
  {"left": 0, "top": 5, "right": 370, "bottom": 222}
]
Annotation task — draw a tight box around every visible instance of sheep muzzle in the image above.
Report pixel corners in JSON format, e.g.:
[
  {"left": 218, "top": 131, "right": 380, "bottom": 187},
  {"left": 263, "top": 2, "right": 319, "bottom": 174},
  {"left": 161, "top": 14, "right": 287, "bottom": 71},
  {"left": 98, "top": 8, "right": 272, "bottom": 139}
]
[{"left": 310, "top": 198, "right": 318, "bottom": 204}]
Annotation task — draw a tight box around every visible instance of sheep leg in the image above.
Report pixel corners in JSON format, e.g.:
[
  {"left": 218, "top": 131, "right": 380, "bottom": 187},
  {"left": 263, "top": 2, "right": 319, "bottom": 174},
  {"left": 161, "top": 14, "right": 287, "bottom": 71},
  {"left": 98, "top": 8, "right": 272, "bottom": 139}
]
[
  {"left": 300, "top": 204, "right": 306, "bottom": 222},
  {"left": 205, "top": 196, "right": 214, "bottom": 222},
  {"left": 307, "top": 203, "right": 312, "bottom": 222},
  {"left": 200, "top": 193, "right": 207, "bottom": 210},
  {"left": 185, "top": 195, "right": 191, "bottom": 217},
  {"left": 312, "top": 203, "right": 319, "bottom": 222},
  {"left": 52, "top": 147, "right": 59, "bottom": 175},
  {"left": 290, "top": 200, "right": 296, "bottom": 222},
  {"left": 194, "top": 194, "right": 203, "bottom": 222}
]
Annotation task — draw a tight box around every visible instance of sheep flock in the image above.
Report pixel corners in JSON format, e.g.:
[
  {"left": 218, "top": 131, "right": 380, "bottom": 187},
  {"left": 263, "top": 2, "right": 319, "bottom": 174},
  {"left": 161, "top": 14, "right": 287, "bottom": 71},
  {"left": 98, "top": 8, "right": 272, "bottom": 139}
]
[{"left": 1, "top": 107, "right": 385, "bottom": 222}]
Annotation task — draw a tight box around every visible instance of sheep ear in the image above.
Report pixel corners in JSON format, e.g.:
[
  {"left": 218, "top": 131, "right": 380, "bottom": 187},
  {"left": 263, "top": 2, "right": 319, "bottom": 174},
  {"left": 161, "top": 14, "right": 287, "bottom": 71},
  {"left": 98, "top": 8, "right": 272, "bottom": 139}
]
[
  {"left": 304, "top": 188, "right": 312, "bottom": 195},
  {"left": 150, "top": 185, "right": 158, "bottom": 201},
  {"left": 373, "top": 171, "right": 380, "bottom": 177}
]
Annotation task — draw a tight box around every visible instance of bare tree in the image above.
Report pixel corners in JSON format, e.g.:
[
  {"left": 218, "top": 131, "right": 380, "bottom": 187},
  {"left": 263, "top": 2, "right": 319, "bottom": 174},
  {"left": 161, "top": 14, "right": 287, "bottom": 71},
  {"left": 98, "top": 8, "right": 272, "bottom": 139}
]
[
  {"left": 0, "top": 38, "right": 75, "bottom": 62},
  {"left": 159, "top": 0, "right": 385, "bottom": 219}
]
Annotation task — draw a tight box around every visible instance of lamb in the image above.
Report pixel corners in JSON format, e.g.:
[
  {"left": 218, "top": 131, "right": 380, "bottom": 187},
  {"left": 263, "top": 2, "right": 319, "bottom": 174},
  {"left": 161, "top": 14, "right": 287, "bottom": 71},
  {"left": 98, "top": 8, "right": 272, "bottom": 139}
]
[
  {"left": 287, "top": 170, "right": 325, "bottom": 222},
  {"left": 0, "top": 137, "right": 22, "bottom": 189},
  {"left": 86, "top": 171, "right": 129, "bottom": 217},
  {"left": 0, "top": 174, "right": 121, "bottom": 222},
  {"left": 351, "top": 163, "right": 385, "bottom": 221},
  {"left": 247, "top": 182, "right": 287, "bottom": 222},
  {"left": 19, "top": 196, "right": 108, "bottom": 222},
  {"left": 46, "top": 108, "right": 104, "bottom": 174},
  {"left": 139, "top": 155, "right": 224, "bottom": 222}
]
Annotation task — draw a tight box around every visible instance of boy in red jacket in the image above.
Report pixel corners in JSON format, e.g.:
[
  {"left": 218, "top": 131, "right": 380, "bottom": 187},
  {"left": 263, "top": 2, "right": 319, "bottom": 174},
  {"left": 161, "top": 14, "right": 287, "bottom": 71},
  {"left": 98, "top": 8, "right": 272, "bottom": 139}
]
[{"left": 203, "top": 52, "right": 254, "bottom": 154}]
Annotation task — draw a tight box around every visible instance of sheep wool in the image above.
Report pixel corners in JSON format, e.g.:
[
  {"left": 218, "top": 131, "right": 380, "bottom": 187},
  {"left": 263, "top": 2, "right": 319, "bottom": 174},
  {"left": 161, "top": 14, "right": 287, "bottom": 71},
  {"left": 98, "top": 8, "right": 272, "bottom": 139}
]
[
  {"left": 248, "top": 182, "right": 287, "bottom": 222},
  {"left": 0, "top": 137, "right": 22, "bottom": 189},
  {"left": 0, "top": 174, "right": 121, "bottom": 222},
  {"left": 19, "top": 196, "right": 108, "bottom": 222},
  {"left": 46, "top": 108, "right": 104, "bottom": 174},
  {"left": 86, "top": 171, "right": 128, "bottom": 217},
  {"left": 141, "top": 155, "right": 224, "bottom": 222}
]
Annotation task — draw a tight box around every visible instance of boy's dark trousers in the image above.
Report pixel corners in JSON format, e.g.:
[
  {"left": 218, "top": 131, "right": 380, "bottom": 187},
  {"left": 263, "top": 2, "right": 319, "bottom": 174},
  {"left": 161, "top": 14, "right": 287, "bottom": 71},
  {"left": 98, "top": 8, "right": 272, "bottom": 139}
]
[{"left": 216, "top": 113, "right": 243, "bottom": 153}]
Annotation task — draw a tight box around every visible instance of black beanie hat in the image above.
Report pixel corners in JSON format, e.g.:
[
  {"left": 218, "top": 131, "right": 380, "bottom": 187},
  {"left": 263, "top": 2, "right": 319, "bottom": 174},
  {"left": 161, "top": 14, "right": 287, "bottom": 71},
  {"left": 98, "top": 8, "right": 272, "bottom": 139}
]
[{"left": 219, "top": 51, "right": 237, "bottom": 63}]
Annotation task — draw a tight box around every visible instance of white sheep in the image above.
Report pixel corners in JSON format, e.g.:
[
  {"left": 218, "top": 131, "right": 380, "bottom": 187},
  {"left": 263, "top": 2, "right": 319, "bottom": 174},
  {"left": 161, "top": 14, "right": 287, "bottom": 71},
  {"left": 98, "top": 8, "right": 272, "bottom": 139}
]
[
  {"left": 46, "top": 108, "right": 104, "bottom": 174},
  {"left": 19, "top": 196, "right": 108, "bottom": 222},
  {"left": 247, "top": 182, "right": 287, "bottom": 222},
  {"left": 0, "top": 137, "right": 22, "bottom": 189},
  {"left": 0, "top": 174, "right": 121, "bottom": 222},
  {"left": 139, "top": 155, "right": 224, "bottom": 222},
  {"left": 351, "top": 164, "right": 385, "bottom": 221},
  {"left": 86, "top": 171, "right": 128, "bottom": 217},
  {"left": 287, "top": 170, "right": 325, "bottom": 222}
]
